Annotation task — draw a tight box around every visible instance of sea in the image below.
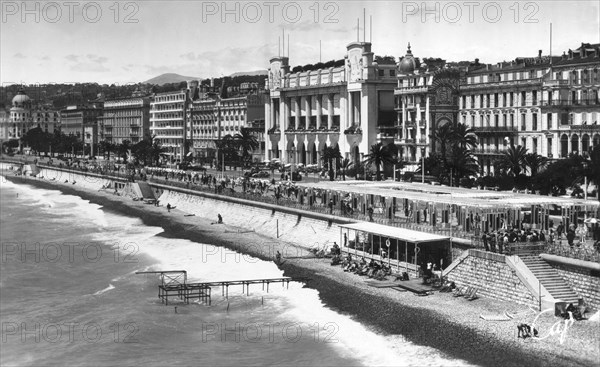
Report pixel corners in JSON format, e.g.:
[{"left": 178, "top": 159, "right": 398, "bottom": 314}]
[{"left": 0, "top": 176, "right": 470, "bottom": 366}]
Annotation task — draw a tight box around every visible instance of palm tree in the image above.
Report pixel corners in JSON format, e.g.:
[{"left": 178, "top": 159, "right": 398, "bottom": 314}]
[
  {"left": 118, "top": 140, "right": 132, "bottom": 162},
  {"left": 432, "top": 123, "right": 454, "bottom": 161},
  {"left": 339, "top": 158, "right": 353, "bottom": 181},
  {"left": 446, "top": 147, "right": 479, "bottom": 185},
  {"left": 216, "top": 135, "right": 238, "bottom": 167},
  {"left": 363, "top": 143, "right": 395, "bottom": 181},
  {"left": 321, "top": 145, "right": 342, "bottom": 181},
  {"left": 234, "top": 127, "right": 259, "bottom": 166},
  {"left": 99, "top": 140, "right": 116, "bottom": 160},
  {"left": 580, "top": 145, "right": 600, "bottom": 201},
  {"left": 498, "top": 145, "right": 528, "bottom": 177},
  {"left": 523, "top": 153, "right": 548, "bottom": 176},
  {"left": 452, "top": 123, "right": 478, "bottom": 150},
  {"left": 150, "top": 139, "right": 168, "bottom": 166}
]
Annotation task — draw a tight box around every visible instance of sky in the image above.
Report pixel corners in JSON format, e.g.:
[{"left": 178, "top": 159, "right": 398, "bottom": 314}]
[{"left": 1, "top": 0, "right": 599, "bottom": 85}]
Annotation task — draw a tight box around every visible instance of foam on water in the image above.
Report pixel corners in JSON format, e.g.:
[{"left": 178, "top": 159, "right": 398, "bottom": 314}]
[
  {"left": 92, "top": 284, "right": 115, "bottom": 296},
  {"left": 1, "top": 176, "right": 108, "bottom": 227},
  {"left": 107, "top": 222, "right": 473, "bottom": 367}
]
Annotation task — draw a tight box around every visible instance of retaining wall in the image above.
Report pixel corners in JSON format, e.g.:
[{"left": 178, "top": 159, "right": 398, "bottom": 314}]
[
  {"left": 445, "top": 250, "right": 539, "bottom": 308},
  {"left": 157, "top": 188, "right": 342, "bottom": 252},
  {"left": 554, "top": 266, "right": 600, "bottom": 310}
]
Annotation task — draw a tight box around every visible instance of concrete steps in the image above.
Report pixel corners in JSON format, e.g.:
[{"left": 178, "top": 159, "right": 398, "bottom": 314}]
[{"left": 519, "top": 255, "right": 581, "bottom": 304}]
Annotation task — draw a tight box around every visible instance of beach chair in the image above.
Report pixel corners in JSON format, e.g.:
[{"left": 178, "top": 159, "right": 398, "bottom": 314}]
[
  {"left": 466, "top": 288, "right": 479, "bottom": 301},
  {"left": 453, "top": 286, "right": 471, "bottom": 297}
]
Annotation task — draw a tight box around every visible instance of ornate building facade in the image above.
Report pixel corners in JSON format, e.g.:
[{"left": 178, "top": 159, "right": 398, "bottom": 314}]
[
  {"left": 541, "top": 43, "right": 600, "bottom": 159},
  {"left": 460, "top": 43, "right": 600, "bottom": 175},
  {"left": 265, "top": 42, "right": 397, "bottom": 169},
  {"left": 0, "top": 89, "right": 61, "bottom": 144},
  {"left": 393, "top": 44, "right": 462, "bottom": 168}
]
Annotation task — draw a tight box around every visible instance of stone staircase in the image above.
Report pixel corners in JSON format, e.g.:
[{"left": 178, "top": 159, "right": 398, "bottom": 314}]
[{"left": 519, "top": 255, "right": 581, "bottom": 305}]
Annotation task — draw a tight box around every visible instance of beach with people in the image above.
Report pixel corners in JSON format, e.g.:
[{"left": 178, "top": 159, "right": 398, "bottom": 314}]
[{"left": 2, "top": 166, "right": 599, "bottom": 367}]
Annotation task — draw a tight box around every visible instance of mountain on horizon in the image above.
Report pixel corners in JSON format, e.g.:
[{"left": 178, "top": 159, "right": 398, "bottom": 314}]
[
  {"left": 229, "top": 70, "right": 267, "bottom": 77},
  {"left": 144, "top": 73, "right": 202, "bottom": 85}
]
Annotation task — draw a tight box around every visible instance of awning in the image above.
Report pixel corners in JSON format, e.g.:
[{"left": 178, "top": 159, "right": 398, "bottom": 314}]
[{"left": 339, "top": 222, "right": 450, "bottom": 244}]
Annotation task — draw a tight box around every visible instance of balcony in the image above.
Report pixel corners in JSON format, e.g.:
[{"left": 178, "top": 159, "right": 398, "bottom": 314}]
[
  {"left": 473, "top": 147, "right": 505, "bottom": 155},
  {"left": 474, "top": 126, "right": 518, "bottom": 134},
  {"left": 570, "top": 124, "right": 600, "bottom": 131},
  {"left": 541, "top": 98, "right": 599, "bottom": 107},
  {"left": 344, "top": 125, "right": 362, "bottom": 135},
  {"left": 542, "top": 80, "right": 570, "bottom": 87},
  {"left": 405, "top": 121, "right": 416, "bottom": 128},
  {"left": 417, "top": 138, "right": 427, "bottom": 145}
]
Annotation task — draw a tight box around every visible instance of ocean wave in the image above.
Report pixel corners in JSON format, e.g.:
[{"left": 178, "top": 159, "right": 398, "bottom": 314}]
[{"left": 92, "top": 284, "right": 115, "bottom": 296}]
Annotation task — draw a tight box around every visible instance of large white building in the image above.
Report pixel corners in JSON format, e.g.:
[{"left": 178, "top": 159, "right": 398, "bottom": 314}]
[
  {"left": 265, "top": 41, "right": 397, "bottom": 169},
  {"left": 459, "top": 43, "right": 600, "bottom": 174},
  {"left": 149, "top": 90, "right": 187, "bottom": 161},
  {"left": 99, "top": 96, "right": 151, "bottom": 144},
  {"left": 0, "top": 89, "right": 61, "bottom": 143},
  {"left": 541, "top": 43, "right": 600, "bottom": 158}
]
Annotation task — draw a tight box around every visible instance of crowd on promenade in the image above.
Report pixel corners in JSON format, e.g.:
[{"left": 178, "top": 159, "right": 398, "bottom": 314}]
[
  {"left": 8, "top": 156, "right": 600, "bottom": 259},
  {"left": 479, "top": 220, "right": 600, "bottom": 256}
]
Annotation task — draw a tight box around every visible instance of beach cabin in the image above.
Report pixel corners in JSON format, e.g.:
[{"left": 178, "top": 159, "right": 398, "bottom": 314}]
[{"left": 339, "top": 222, "right": 451, "bottom": 278}]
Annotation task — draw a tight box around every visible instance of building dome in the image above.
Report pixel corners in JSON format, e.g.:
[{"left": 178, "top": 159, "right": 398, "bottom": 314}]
[
  {"left": 398, "top": 43, "right": 416, "bottom": 74},
  {"left": 12, "top": 89, "right": 31, "bottom": 107}
]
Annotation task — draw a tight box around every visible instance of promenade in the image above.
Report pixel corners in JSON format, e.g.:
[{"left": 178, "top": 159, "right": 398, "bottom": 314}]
[{"left": 4, "top": 155, "right": 599, "bottom": 263}]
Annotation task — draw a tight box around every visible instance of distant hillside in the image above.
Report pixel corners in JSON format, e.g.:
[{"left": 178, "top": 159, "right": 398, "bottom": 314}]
[
  {"left": 229, "top": 70, "right": 267, "bottom": 77},
  {"left": 144, "top": 73, "right": 202, "bottom": 85}
]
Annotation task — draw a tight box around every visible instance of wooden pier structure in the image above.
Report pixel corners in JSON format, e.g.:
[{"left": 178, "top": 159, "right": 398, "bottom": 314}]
[{"left": 136, "top": 270, "right": 292, "bottom": 306}]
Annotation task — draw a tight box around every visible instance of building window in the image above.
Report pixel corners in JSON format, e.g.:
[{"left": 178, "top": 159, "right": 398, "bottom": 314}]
[
  {"left": 521, "top": 113, "right": 526, "bottom": 131},
  {"left": 547, "top": 113, "right": 553, "bottom": 129},
  {"left": 378, "top": 69, "right": 384, "bottom": 77},
  {"left": 532, "top": 114, "right": 537, "bottom": 131}
]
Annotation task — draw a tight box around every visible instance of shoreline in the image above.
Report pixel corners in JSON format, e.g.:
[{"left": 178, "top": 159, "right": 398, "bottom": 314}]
[{"left": 3, "top": 173, "right": 599, "bottom": 367}]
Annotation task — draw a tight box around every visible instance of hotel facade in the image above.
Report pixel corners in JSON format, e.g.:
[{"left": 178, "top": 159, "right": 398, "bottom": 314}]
[
  {"left": 264, "top": 42, "right": 397, "bottom": 168},
  {"left": 459, "top": 43, "right": 600, "bottom": 175},
  {"left": 98, "top": 96, "right": 151, "bottom": 145}
]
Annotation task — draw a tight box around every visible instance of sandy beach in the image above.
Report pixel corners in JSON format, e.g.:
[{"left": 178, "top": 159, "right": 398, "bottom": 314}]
[{"left": 3, "top": 172, "right": 599, "bottom": 367}]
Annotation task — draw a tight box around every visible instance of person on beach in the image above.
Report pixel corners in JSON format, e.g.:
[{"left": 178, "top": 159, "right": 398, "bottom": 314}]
[
  {"left": 167, "top": 203, "right": 171, "bottom": 213},
  {"left": 217, "top": 214, "right": 223, "bottom": 224},
  {"left": 367, "top": 206, "right": 374, "bottom": 222},
  {"left": 275, "top": 251, "right": 282, "bottom": 263},
  {"left": 328, "top": 199, "right": 334, "bottom": 214},
  {"left": 331, "top": 242, "right": 340, "bottom": 256}
]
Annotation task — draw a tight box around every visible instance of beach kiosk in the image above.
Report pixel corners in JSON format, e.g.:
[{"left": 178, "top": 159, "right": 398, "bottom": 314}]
[{"left": 339, "top": 222, "right": 451, "bottom": 278}]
